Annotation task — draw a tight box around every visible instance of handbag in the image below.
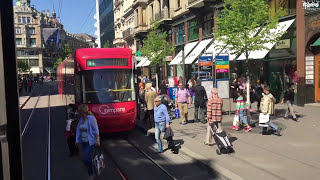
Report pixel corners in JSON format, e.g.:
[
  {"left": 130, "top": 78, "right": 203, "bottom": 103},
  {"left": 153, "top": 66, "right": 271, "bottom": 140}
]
[
  {"left": 233, "top": 115, "right": 239, "bottom": 127},
  {"left": 259, "top": 113, "right": 269, "bottom": 127},
  {"left": 92, "top": 147, "right": 106, "bottom": 175},
  {"left": 174, "top": 108, "right": 180, "bottom": 118}
]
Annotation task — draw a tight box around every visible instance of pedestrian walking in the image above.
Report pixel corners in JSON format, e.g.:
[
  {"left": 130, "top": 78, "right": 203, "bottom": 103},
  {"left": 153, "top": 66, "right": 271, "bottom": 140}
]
[
  {"left": 261, "top": 86, "right": 282, "bottom": 136},
  {"left": 65, "top": 105, "right": 79, "bottom": 157},
  {"left": 175, "top": 82, "right": 192, "bottom": 125},
  {"left": 238, "top": 74, "right": 247, "bottom": 94},
  {"left": 192, "top": 80, "right": 207, "bottom": 123},
  {"left": 153, "top": 96, "right": 170, "bottom": 153},
  {"left": 205, "top": 88, "right": 223, "bottom": 146},
  {"left": 76, "top": 104, "right": 100, "bottom": 180},
  {"left": 28, "top": 78, "right": 32, "bottom": 92},
  {"left": 144, "top": 83, "right": 157, "bottom": 128},
  {"left": 253, "top": 79, "right": 263, "bottom": 111},
  {"left": 234, "top": 91, "right": 252, "bottom": 132},
  {"left": 23, "top": 77, "right": 28, "bottom": 92},
  {"left": 188, "top": 77, "right": 196, "bottom": 103},
  {"left": 230, "top": 79, "right": 239, "bottom": 102},
  {"left": 281, "top": 84, "right": 298, "bottom": 121},
  {"left": 159, "top": 80, "right": 168, "bottom": 95}
]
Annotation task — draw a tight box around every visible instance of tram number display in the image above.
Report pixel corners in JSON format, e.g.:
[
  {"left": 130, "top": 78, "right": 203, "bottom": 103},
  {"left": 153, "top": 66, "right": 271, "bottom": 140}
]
[{"left": 87, "top": 58, "right": 128, "bottom": 67}]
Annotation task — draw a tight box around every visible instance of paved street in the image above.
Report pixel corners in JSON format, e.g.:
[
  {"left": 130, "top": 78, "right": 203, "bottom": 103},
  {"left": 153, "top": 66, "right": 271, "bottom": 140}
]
[
  {"left": 137, "top": 100, "right": 320, "bottom": 180},
  {"left": 19, "top": 82, "right": 217, "bottom": 180}
]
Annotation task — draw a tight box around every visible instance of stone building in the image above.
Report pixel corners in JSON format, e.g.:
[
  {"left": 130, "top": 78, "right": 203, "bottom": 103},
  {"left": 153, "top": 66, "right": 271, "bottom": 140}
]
[{"left": 14, "top": 0, "right": 64, "bottom": 75}]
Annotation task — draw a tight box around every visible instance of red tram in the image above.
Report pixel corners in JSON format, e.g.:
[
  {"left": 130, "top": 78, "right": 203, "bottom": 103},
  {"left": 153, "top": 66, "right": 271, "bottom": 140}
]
[{"left": 57, "top": 48, "right": 137, "bottom": 133}]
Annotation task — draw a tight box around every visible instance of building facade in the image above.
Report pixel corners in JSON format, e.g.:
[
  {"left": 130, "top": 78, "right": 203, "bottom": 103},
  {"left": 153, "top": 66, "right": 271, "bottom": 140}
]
[
  {"left": 14, "top": 0, "right": 64, "bottom": 75},
  {"left": 99, "top": 0, "right": 115, "bottom": 47},
  {"left": 113, "top": 0, "right": 136, "bottom": 53}
]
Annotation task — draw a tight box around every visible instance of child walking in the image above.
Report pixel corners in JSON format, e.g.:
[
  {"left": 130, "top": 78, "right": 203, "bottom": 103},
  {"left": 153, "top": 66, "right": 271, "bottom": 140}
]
[{"left": 234, "top": 91, "right": 252, "bottom": 132}]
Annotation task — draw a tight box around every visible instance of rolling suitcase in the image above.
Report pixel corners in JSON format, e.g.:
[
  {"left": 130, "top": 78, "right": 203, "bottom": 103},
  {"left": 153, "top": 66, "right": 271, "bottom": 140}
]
[{"left": 210, "top": 126, "right": 234, "bottom": 155}]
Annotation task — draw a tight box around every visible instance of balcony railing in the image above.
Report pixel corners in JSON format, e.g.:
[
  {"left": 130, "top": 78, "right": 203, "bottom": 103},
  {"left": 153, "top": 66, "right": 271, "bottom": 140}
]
[
  {"left": 154, "top": 9, "right": 173, "bottom": 22},
  {"left": 123, "top": 28, "right": 134, "bottom": 39}
]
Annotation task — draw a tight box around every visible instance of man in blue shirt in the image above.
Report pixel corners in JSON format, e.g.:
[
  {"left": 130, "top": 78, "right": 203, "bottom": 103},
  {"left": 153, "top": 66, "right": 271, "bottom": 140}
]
[{"left": 154, "top": 96, "right": 170, "bottom": 153}]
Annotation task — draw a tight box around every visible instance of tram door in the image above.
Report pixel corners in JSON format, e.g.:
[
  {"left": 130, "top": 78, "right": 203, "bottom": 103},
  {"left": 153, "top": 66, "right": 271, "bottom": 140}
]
[{"left": 315, "top": 55, "right": 320, "bottom": 102}]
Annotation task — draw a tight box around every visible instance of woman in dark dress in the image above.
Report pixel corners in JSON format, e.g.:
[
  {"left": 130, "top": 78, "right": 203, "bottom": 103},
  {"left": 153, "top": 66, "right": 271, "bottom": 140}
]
[{"left": 231, "top": 79, "right": 239, "bottom": 102}]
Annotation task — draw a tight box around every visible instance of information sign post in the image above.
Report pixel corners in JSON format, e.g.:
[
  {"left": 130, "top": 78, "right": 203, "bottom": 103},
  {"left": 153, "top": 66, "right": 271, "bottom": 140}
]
[{"left": 215, "top": 54, "right": 231, "bottom": 115}]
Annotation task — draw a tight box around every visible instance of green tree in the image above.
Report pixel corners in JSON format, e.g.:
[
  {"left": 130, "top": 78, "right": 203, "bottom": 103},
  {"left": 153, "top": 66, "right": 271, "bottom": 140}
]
[
  {"left": 141, "top": 21, "right": 174, "bottom": 65},
  {"left": 215, "top": 0, "right": 284, "bottom": 102},
  {"left": 54, "top": 43, "right": 72, "bottom": 69},
  {"left": 103, "top": 40, "right": 111, "bottom": 48},
  {"left": 17, "top": 61, "right": 30, "bottom": 74}
]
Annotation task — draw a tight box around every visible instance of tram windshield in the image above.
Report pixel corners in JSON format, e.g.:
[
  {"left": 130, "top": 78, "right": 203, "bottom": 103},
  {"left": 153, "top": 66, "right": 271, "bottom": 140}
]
[{"left": 81, "top": 69, "right": 135, "bottom": 104}]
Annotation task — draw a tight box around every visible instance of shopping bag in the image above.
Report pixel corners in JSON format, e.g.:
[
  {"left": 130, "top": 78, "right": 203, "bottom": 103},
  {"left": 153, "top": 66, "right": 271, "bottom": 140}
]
[
  {"left": 233, "top": 115, "right": 239, "bottom": 127},
  {"left": 259, "top": 113, "right": 269, "bottom": 127},
  {"left": 174, "top": 108, "right": 180, "bottom": 118},
  {"left": 92, "top": 147, "right": 106, "bottom": 175}
]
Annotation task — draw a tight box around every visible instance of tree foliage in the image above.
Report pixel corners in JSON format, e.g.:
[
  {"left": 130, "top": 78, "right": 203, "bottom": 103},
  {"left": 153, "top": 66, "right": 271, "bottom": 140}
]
[
  {"left": 141, "top": 21, "right": 174, "bottom": 65},
  {"left": 17, "top": 61, "right": 30, "bottom": 74},
  {"left": 215, "top": 0, "right": 285, "bottom": 62},
  {"left": 104, "top": 40, "right": 111, "bottom": 48},
  {"left": 54, "top": 43, "right": 72, "bottom": 69}
]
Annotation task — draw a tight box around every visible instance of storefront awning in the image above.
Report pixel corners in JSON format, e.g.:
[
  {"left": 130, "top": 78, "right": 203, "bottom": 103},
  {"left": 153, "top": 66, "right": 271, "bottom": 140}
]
[
  {"left": 142, "top": 60, "right": 152, "bottom": 67},
  {"left": 169, "top": 41, "right": 198, "bottom": 65},
  {"left": 311, "top": 37, "right": 320, "bottom": 47},
  {"left": 237, "top": 19, "right": 295, "bottom": 60},
  {"left": 136, "top": 58, "right": 148, "bottom": 67},
  {"left": 44, "top": 67, "right": 56, "bottom": 74},
  {"left": 30, "top": 67, "right": 40, "bottom": 74},
  {"left": 185, "top": 38, "right": 212, "bottom": 64}
]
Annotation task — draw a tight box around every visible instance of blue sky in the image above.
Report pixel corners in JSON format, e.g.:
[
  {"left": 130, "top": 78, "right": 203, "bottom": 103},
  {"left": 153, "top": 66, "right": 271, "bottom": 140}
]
[{"left": 19, "top": 0, "right": 97, "bottom": 37}]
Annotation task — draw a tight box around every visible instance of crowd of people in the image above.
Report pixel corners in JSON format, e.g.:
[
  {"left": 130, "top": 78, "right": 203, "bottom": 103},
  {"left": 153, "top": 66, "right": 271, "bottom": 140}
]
[{"left": 137, "top": 74, "right": 300, "bottom": 151}]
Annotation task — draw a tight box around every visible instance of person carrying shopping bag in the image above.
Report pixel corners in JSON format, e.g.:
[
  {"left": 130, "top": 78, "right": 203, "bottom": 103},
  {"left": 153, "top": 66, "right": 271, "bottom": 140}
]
[
  {"left": 260, "top": 86, "right": 282, "bottom": 136},
  {"left": 233, "top": 91, "right": 252, "bottom": 132},
  {"left": 76, "top": 104, "right": 100, "bottom": 180}
]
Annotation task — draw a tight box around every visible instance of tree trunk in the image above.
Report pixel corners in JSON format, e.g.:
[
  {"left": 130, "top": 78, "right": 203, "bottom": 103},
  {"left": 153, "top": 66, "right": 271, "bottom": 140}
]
[{"left": 245, "top": 49, "right": 250, "bottom": 105}]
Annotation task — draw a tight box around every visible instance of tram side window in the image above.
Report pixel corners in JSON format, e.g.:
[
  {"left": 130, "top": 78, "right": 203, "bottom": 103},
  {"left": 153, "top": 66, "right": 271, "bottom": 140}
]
[{"left": 75, "top": 74, "right": 82, "bottom": 103}]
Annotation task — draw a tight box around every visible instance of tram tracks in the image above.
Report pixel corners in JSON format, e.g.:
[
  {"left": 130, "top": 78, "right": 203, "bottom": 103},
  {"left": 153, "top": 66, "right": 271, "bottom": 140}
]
[
  {"left": 102, "top": 136, "right": 178, "bottom": 180},
  {"left": 20, "top": 86, "right": 52, "bottom": 180}
]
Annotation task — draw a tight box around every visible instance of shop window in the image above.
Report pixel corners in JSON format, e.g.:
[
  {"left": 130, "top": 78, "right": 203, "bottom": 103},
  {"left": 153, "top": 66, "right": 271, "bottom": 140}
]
[
  {"left": 29, "top": 28, "right": 35, "bottom": 34},
  {"left": 16, "top": 27, "right": 22, "bottom": 34},
  {"left": 175, "top": 23, "right": 185, "bottom": 45},
  {"left": 16, "top": 38, "right": 22, "bottom": 45},
  {"left": 188, "top": 19, "right": 199, "bottom": 41},
  {"left": 203, "top": 13, "right": 213, "bottom": 37}
]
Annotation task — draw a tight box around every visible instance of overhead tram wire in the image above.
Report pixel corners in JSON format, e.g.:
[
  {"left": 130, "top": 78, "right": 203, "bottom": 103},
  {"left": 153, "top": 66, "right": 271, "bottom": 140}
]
[{"left": 78, "top": 1, "right": 96, "bottom": 33}]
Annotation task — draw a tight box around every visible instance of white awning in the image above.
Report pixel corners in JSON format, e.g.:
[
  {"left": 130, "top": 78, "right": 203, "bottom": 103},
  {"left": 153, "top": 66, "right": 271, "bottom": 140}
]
[
  {"left": 44, "top": 67, "right": 56, "bottom": 74},
  {"left": 30, "top": 67, "right": 40, "bottom": 74},
  {"left": 237, "top": 19, "right": 295, "bottom": 60},
  {"left": 185, "top": 38, "right": 212, "bottom": 64},
  {"left": 136, "top": 58, "right": 147, "bottom": 67},
  {"left": 142, "top": 60, "right": 151, "bottom": 67},
  {"left": 200, "top": 19, "right": 295, "bottom": 62},
  {"left": 169, "top": 41, "right": 198, "bottom": 65}
]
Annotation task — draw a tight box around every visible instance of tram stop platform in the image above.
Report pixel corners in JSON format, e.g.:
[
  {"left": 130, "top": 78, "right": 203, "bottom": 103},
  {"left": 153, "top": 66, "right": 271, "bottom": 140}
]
[{"left": 136, "top": 100, "right": 320, "bottom": 180}]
